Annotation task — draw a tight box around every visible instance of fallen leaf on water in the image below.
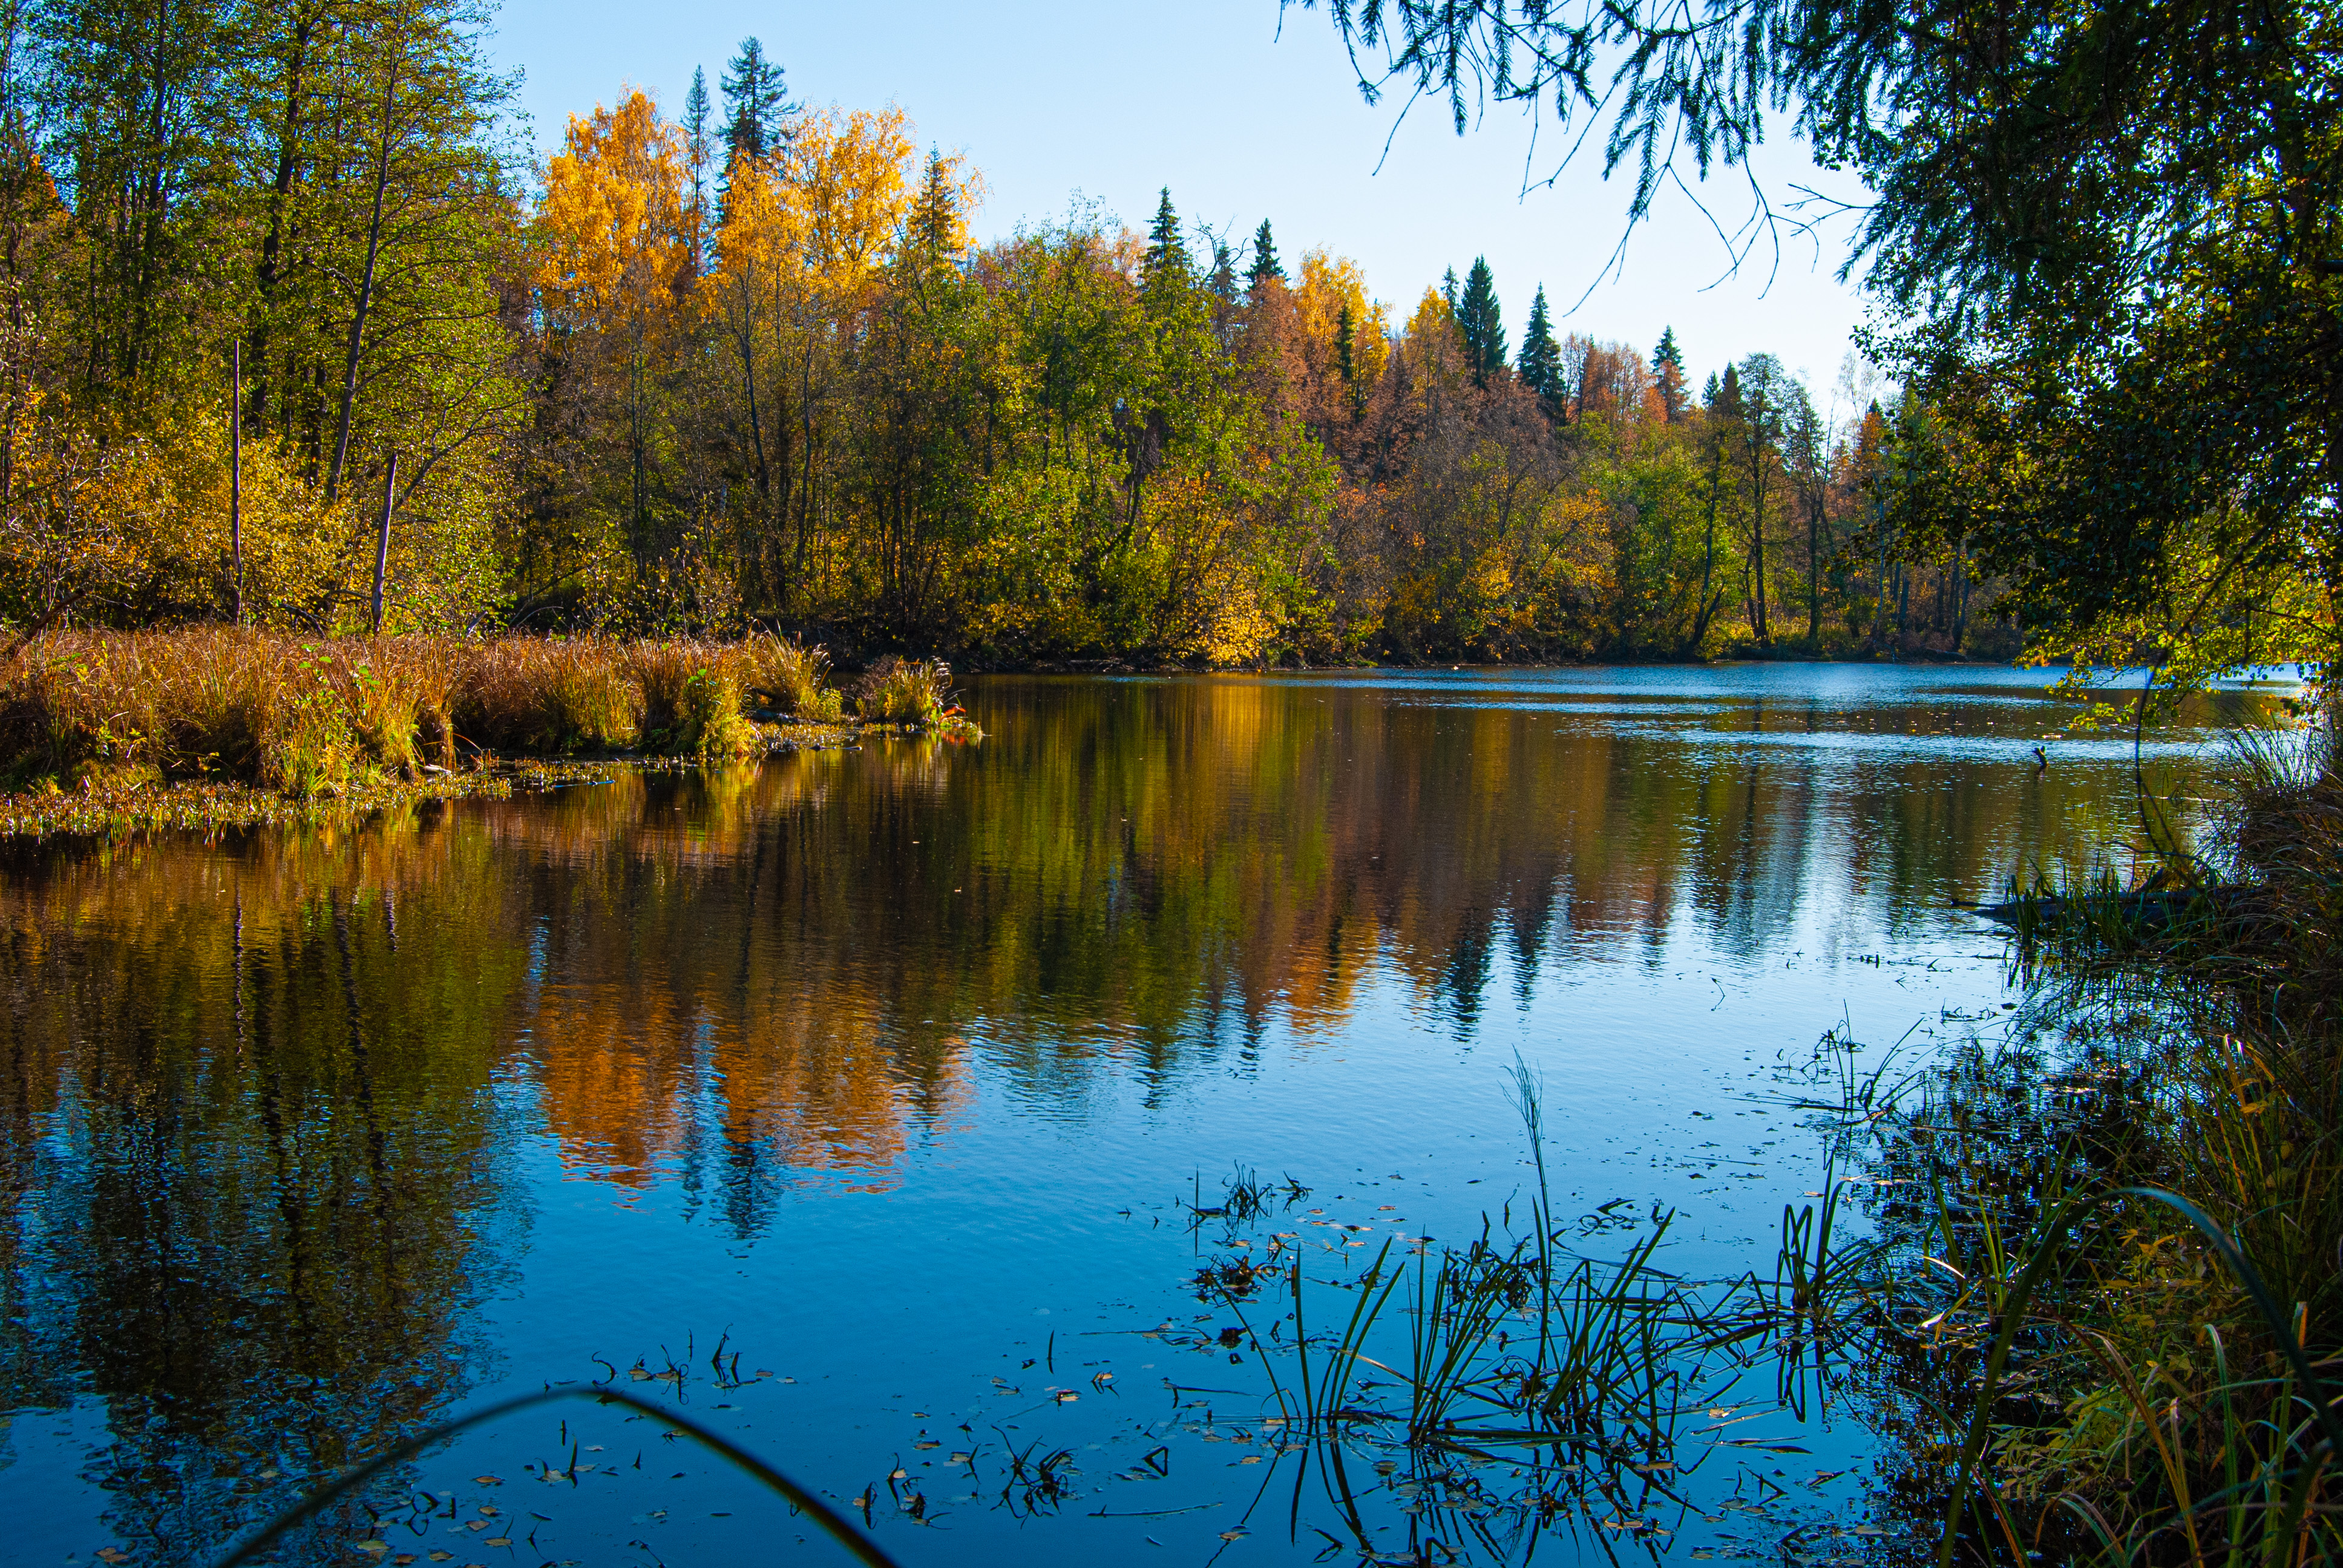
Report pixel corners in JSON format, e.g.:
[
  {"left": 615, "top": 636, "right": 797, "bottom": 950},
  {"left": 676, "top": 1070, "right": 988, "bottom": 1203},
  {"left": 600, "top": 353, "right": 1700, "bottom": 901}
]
[
  {"left": 395, "top": 1558, "right": 418, "bottom": 1567},
  {"left": 472, "top": 1475, "right": 502, "bottom": 1486},
  {"left": 913, "top": 1441, "right": 939, "bottom": 1451},
  {"left": 483, "top": 1540, "right": 510, "bottom": 1549},
  {"left": 428, "top": 1554, "right": 454, "bottom": 1563},
  {"left": 352, "top": 1544, "right": 388, "bottom": 1557},
  {"left": 95, "top": 1552, "right": 131, "bottom": 1565},
  {"left": 465, "top": 1521, "right": 488, "bottom": 1532},
  {"left": 1055, "top": 1391, "right": 1078, "bottom": 1403},
  {"left": 1218, "top": 1528, "right": 1249, "bottom": 1541}
]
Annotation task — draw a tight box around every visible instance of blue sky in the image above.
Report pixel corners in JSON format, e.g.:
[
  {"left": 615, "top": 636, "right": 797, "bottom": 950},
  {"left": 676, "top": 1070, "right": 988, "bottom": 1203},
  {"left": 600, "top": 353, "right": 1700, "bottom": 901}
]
[{"left": 485, "top": 0, "right": 1878, "bottom": 402}]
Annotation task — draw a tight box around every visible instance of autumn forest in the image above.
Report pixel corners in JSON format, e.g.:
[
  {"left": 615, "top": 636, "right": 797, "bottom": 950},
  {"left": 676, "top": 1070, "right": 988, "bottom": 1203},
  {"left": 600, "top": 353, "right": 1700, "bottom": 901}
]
[{"left": 0, "top": 8, "right": 1996, "bottom": 667}]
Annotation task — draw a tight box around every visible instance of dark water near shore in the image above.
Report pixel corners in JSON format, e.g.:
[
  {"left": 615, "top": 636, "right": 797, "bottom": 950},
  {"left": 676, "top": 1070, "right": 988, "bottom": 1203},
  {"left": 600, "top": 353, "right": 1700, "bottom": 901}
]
[{"left": 0, "top": 667, "right": 2283, "bottom": 1566}]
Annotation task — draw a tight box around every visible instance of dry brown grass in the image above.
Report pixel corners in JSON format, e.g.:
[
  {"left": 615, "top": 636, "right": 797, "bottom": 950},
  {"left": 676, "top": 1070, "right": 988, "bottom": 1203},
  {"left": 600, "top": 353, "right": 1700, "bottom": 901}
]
[
  {"left": 742, "top": 635, "right": 843, "bottom": 722},
  {"left": 851, "top": 655, "right": 953, "bottom": 725},
  {"left": 0, "top": 629, "right": 850, "bottom": 796}
]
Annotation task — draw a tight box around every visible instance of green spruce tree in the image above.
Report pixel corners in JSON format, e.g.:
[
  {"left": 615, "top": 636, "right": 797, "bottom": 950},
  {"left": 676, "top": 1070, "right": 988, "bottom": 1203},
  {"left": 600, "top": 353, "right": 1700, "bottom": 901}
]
[
  {"left": 1143, "top": 188, "right": 1190, "bottom": 286},
  {"left": 1335, "top": 297, "right": 1357, "bottom": 407},
  {"left": 1246, "top": 219, "right": 1283, "bottom": 290},
  {"left": 1457, "top": 256, "right": 1506, "bottom": 387},
  {"left": 1650, "top": 326, "right": 1687, "bottom": 421},
  {"left": 721, "top": 38, "right": 795, "bottom": 170},
  {"left": 1518, "top": 285, "right": 1564, "bottom": 420}
]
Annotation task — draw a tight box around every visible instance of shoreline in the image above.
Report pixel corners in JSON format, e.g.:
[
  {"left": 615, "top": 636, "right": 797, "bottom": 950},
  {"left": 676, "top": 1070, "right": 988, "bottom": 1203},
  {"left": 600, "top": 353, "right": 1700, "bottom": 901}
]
[{"left": 0, "top": 717, "right": 936, "bottom": 841}]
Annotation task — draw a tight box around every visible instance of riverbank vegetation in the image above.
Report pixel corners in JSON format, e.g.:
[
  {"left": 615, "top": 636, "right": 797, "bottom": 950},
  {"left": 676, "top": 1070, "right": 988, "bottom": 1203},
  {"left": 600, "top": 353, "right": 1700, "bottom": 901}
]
[
  {"left": 0, "top": 10, "right": 2004, "bottom": 668},
  {"left": 0, "top": 629, "right": 962, "bottom": 828},
  {"left": 1801, "top": 716, "right": 2343, "bottom": 1563}
]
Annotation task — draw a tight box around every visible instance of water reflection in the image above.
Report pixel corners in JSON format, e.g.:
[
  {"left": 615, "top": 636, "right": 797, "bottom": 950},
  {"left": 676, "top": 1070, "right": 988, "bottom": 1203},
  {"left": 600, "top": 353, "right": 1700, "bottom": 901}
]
[{"left": 0, "top": 668, "right": 2263, "bottom": 1563}]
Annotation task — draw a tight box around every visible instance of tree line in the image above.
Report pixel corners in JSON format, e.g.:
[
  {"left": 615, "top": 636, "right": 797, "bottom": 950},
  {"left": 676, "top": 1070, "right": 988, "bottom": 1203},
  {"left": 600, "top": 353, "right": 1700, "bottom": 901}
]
[{"left": 0, "top": 7, "right": 1999, "bottom": 664}]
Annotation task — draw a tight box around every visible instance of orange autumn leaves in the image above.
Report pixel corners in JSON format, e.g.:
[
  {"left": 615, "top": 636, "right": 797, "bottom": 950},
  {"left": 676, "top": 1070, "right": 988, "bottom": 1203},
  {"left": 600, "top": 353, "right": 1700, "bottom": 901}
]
[
  {"left": 533, "top": 93, "right": 693, "bottom": 324},
  {"left": 532, "top": 89, "right": 978, "bottom": 332}
]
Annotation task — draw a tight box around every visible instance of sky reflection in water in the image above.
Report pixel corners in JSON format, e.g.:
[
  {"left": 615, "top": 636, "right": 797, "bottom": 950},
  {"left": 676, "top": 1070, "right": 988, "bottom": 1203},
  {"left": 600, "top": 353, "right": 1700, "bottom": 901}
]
[{"left": 0, "top": 666, "right": 2283, "bottom": 1566}]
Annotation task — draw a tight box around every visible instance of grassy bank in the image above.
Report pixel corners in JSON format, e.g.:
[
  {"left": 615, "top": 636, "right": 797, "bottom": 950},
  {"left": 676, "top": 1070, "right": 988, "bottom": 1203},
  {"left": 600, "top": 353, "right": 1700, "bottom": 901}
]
[
  {"left": 1846, "top": 716, "right": 2343, "bottom": 1563},
  {"left": 0, "top": 630, "right": 974, "bottom": 835}
]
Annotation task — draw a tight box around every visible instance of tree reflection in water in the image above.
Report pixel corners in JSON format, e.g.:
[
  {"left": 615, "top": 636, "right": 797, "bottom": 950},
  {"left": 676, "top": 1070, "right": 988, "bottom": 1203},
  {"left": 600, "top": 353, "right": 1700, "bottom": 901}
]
[{"left": 0, "top": 671, "right": 2206, "bottom": 1561}]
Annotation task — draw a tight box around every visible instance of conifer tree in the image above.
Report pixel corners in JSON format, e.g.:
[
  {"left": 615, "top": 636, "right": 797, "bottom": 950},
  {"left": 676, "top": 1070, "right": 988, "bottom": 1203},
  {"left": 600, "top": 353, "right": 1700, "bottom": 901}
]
[
  {"left": 1441, "top": 266, "right": 1460, "bottom": 313},
  {"left": 1207, "top": 237, "right": 1237, "bottom": 301},
  {"left": 683, "top": 67, "right": 712, "bottom": 260},
  {"left": 906, "top": 146, "right": 964, "bottom": 265},
  {"left": 1518, "top": 285, "right": 1564, "bottom": 420},
  {"left": 1142, "top": 188, "right": 1189, "bottom": 285},
  {"left": 1457, "top": 256, "right": 1505, "bottom": 387},
  {"left": 720, "top": 38, "right": 794, "bottom": 170},
  {"left": 1650, "top": 325, "right": 1687, "bottom": 421},
  {"left": 1246, "top": 219, "right": 1283, "bottom": 289}
]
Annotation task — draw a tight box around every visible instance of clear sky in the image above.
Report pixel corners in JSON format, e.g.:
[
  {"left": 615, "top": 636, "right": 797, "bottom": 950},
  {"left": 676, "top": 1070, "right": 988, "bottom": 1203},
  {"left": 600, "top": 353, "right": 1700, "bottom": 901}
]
[{"left": 484, "top": 0, "right": 1878, "bottom": 400}]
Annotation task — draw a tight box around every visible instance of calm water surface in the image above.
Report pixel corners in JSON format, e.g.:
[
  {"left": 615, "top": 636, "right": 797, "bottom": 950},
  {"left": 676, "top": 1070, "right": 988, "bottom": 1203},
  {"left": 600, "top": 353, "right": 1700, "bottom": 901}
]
[{"left": 0, "top": 667, "right": 2278, "bottom": 1565}]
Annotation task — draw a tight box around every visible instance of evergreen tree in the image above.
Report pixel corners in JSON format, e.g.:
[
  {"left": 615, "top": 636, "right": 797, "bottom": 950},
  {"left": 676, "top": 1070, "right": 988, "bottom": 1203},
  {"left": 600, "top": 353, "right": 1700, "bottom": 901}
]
[
  {"left": 906, "top": 146, "right": 963, "bottom": 265},
  {"left": 683, "top": 67, "right": 712, "bottom": 256},
  {"left": 1246, "top": 219, "right": 1283, "bottom": 289},
  {"left": 1207, "top": 237, "right": 1238, "bottom": 302},
  {"left": 1142, "top": 187, "right": 1190, "bottom": 286},
  {"left": 1441, "top": 266, "right": 1460, "bottom": 313},
  {"left": 1457, "top": 256, "right": 1505, "bottom": 386},
  {"left": 1518, "top": 285, "right": 1564, "bottom": 420},
  {"left": 1650, "top": 326, "right": 1687, "bottom": 421},
  {"left": 1335, "top": 298, "right": 1355, "bottom": 387},
  {"left": 720, "top": 38, "right": 794, "bottom": 170}
]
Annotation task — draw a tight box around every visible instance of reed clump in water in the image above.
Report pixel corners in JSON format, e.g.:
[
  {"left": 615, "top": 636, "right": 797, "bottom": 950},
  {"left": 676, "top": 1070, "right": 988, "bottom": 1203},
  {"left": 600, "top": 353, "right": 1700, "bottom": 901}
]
[
  {"left": 1197, "top": 1063, "right": 1883, "bottom": 1556},
  {"left": 744, "top": 635, "right": 845, "bottom": 723},
  {"left": 0, "top": 629, "right": 908, "bottom": 800},
  {"left": 852, "top": 656, "right": 954, "bottom": 727}
]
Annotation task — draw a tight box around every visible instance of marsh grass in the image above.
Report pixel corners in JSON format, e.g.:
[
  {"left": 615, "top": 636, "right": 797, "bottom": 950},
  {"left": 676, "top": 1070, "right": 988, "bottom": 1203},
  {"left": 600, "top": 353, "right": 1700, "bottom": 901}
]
[
  {"left": 854, "top": 656, "right": 952, "bottom": 725},
  {"left": 0, "top": 629, "right": 891, "bottom": 797},
  {"left": 1199, "top": 1062, "right": 1889, "bottom": 1560},
  {"left": 746, "top": 635, "right": 845, "bottom": 722}
]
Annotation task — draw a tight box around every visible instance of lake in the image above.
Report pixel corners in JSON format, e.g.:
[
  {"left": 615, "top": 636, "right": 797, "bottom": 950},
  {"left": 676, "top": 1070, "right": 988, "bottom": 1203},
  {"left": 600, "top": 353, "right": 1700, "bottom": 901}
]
[{"left": 0, "top": 665, "right": 2278, "bottom": 1566}]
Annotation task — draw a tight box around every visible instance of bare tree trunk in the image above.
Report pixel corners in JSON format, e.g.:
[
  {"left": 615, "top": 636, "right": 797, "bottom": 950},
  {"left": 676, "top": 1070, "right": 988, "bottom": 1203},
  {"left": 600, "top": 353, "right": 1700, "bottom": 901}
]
[
  {"left": 371, "top": 451, "right": 398, "bottom": 633},
  {"left": 231, "top": 340, "right": 243, "bottom": 622}
]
